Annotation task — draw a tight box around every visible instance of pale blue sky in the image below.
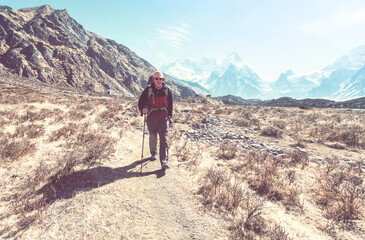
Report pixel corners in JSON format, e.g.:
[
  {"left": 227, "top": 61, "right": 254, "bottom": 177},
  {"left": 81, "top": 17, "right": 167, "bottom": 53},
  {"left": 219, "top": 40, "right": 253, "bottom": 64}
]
[{"left": 3, "top": 0, "right": 365, "bottom": 81}]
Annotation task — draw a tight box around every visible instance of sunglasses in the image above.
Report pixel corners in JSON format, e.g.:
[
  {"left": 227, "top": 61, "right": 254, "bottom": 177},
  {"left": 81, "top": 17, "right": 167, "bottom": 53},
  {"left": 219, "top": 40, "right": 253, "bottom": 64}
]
[{"left": 153, "top": 78, "right": 164, "bottom": 81}]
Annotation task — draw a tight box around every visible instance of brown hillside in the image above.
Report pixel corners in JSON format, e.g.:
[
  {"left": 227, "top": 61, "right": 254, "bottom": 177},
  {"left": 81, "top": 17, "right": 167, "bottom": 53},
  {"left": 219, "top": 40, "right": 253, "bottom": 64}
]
[{"left": 0, "top": 5, "right": 195, "bottom": 98}]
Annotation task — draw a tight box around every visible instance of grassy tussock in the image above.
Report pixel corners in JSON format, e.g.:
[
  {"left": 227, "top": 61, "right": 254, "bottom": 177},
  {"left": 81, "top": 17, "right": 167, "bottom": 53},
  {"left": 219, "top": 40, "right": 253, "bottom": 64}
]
[
  {"left": 217, "top": 140, "right": 238, "bottom": 160},
  {"left": 0, "top": 138, "right": 37, "bottom": 163},
  {"left": 169, "top": 130, "right": 202, "bottom": 169},
  {"left": 198, "top": 167, "right": 245, "bottom": 213},
  {"left": 314, "top": 156, "right": 365, "bottom": 229}
]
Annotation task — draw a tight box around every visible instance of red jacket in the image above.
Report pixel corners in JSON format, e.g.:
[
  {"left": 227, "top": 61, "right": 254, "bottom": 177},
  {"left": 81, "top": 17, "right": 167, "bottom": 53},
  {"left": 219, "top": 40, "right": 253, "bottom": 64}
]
[{"left": 138, "top": 83, "right": 173, "bottom": 118}]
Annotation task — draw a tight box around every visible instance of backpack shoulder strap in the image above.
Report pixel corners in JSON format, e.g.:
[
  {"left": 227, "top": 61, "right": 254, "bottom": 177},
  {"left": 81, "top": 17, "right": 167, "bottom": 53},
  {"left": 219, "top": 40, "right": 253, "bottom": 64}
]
[{"left": 147, "top": 85, "right": 155, "bottom": 105}]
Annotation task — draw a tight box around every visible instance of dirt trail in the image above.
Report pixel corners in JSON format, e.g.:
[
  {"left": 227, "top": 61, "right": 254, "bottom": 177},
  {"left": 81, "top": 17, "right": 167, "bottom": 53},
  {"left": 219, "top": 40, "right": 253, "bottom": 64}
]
[{"left": 21, "top": 130, "right": 227, "bottom": 240}]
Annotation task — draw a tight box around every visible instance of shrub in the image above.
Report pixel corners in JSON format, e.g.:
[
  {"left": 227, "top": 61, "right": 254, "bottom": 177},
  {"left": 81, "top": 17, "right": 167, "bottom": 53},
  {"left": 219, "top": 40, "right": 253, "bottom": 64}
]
[
  {"left": 19, "top": 110, "right": 39, "bottom": 123},
  {"left": 13, "top": 124, "right": 45, "bottom": 138},
  {"left": 49, "top": 123, "right": 79, "bottom": 141},
  {"left": 0, "top": 139, "right": 36, "bottom": 163},
  {"left": 49, "top": 154, "right": 80, "bottom": 185},
  {"left": 315, "top": 159, "right": 365, "bottom": 228},
  {"left": 199, "top": 167, "right": 227, "bottom": 198},
  {"left": 38, "top": 108, "right": 62, "bottom": 120},
  {"left": 241, "top": 150, "right": 304, "bottom": 211},
  {"left": 9, "top": 154, "right": 80, "bottom": 222},
  {"left": 232, "top": 118, "right": 251, "bottom": 127},
  {"left": 231, "top": 116, "right": 260, "bottom": 129},
  {"left": 245, "top": 151, "right": 281, "bottom": 197},
  {"left": 313, "top": 124, "right": 365, "bottom": 148},
  {"left": 171, "top": 138, "right": 202, "bottom": 167},
  {"left": 260, "top": 126, "right": 283, "bottom": 138},
  {"left": 327, "top": 125, "right": 364, "bottom": 148},
  {"left": 217, "top": 178, "right": 245, "bottom": 213},
  {"left": 273, "top": 120, "right": 286, "bottom": 129},
  {"left": 229, "top": 193, "right": 266, "bottom": 239},
  {"left": 198, "top": 167, "right": 245, "bottom": 213},
  {"left": 267, "top": 223, "right": 292, "bottom": 240},
  {"left": 173, "top": 139, "right": 190, "bottom": 162},
  {"left": 76, "top": 102, "right": 95, "bottom": 112},
  {"left": 67, "top": 110, "right": 86, "bottom": 121},
  {"left": 10, "top": 133, "right": 117, "bottom": 224},
  {"left": 288, "top": 148, "right": 309, "bottom": 169},
  {"left": 96, "top": 110, "right": 117, "bottom": 128},
  {"left": 217, "top": 140, "right": 238, "bottom": 160},
  {"left": 69, "top": 132, "right": 117, "bottom": 167}
]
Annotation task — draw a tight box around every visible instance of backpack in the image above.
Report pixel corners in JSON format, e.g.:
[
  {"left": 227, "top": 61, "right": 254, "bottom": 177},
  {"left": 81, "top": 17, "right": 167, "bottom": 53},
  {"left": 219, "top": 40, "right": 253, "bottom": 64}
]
[
  {"left": 146, "top": 78, "right": 169, "bottom": 117},
  {"left": 147, "top": 75, "right": 153, "bottom": 86},
  {"left": 147, "top": 85, "right": 169, "bottom": 104}
]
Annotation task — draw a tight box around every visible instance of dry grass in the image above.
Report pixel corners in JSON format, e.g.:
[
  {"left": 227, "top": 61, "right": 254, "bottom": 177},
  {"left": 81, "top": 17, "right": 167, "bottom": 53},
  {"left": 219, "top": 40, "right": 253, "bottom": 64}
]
[
  {"left": 211, "top": 104, "right": 365, "bottom": 150},
  {"left": 314, "top": 156, "right": 365, "bottom": 229},
  {"left": 0, "top": 83, "right": 128, "bottom": 238},
  {"left": 174, "top": 99, "right": 365, "bottom": 239},
  {"left": 198, "top": 167, "right": 245, "bottom": 213},
  {"left": 217, "top": 140, "right": 238, "bottom": 160},
  {"left": 169, "top": 129, "right": 203, "bottom": 169},
  {"left": 0, "top": 138, "right": 37, "bottom": 163}
]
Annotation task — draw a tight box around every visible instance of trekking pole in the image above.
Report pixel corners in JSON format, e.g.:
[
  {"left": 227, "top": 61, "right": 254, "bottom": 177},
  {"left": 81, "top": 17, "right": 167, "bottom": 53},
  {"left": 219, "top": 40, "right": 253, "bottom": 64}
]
[
  {"left": 141, "top": 114, "right": 147, "bottom": 174},
  {"left": 166, "top": 116, "right": 172, "bottom": 162}
]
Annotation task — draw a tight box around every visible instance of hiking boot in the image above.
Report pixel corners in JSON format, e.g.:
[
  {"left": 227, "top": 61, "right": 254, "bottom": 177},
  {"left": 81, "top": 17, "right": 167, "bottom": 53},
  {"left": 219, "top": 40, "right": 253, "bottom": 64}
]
[
  {"left": 150, "top": 154, "right": 157, "bottom": 161},
  {"left": 161, "top": 160, "right": 169, "bottom": 170}
]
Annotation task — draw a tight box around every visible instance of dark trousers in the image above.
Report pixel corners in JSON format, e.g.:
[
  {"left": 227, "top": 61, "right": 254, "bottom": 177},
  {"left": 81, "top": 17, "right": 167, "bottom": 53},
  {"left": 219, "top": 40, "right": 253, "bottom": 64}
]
[{"left": 147, "top": 116, "right": 168, "bottom": 163}]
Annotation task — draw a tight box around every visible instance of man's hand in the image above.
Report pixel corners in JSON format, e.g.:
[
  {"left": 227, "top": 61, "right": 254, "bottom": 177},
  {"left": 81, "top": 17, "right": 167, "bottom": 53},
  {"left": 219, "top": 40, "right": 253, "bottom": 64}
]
[
  {"left": 168, "top": 117, "right": 173, "bottom": 127},
  {"left": 142, "top": 108, "right": 148, "bottom": 115}
]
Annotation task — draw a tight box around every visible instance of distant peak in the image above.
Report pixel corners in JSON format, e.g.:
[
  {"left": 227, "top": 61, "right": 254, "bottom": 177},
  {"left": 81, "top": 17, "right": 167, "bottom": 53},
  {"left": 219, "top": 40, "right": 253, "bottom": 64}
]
[
  {"left": 324, "top": 44, "right": 365, "bottom": 71},
  {"left": 284, "top": 69, "right": 294, "bottom": 76},
  {"left": 0, "top": 6, "right": 12, "bottom": 11},
  {"left": 20, "top": 4, "right": 56, "bottom": 16},
  {"left": 221, "top": 51, "right": 247, "bottom": 69},
  {"left": 226, "top": 51, "right": 243, "bottom": 61},
  {"left": 348, "top": 45, "right": 365, "bottom": 55}
]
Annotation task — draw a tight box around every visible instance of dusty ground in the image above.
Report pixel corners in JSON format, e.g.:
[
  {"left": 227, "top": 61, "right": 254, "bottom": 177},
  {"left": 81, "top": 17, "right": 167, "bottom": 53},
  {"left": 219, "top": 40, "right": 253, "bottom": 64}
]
[{"left": 0, "top": 81, "right": 364, "bottom": 239}]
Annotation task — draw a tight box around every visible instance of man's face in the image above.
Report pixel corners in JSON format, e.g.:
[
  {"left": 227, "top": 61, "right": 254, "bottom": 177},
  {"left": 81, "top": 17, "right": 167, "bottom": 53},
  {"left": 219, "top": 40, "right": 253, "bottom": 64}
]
[{"left": 153, "top": 73, "right": 164, "bottom": 88}]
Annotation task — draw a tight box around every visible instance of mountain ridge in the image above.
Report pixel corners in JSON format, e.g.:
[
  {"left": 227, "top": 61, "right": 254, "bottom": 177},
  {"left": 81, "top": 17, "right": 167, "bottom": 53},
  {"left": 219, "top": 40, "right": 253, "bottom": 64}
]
[
  {"left": 161, "top": 52, "right": 263, "bottom": 98},
  {"left": 0, "top": 5, "right": 195, "bottom": 98},
  {"left": 162, "top": 47, "right": 365, "bottom": 100}
]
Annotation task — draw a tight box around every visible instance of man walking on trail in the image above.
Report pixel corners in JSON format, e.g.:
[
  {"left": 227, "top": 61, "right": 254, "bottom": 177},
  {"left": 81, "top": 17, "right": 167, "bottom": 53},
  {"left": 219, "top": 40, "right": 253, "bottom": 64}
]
[{"left": 138, "top": 71, "right": 173, "bottom": 170}]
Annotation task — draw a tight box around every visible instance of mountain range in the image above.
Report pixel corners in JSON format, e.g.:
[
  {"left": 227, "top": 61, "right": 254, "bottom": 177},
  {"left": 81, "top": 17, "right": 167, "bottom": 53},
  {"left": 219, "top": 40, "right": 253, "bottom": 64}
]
[
  {"left": 160, "top": 52, "right": 263, "bottom": 98},
  {"left": 161, "top": 47, "right": 365, "bottom": 100},
  {"left": 0, "top": 5, "right": 195, "bottom": 97}
]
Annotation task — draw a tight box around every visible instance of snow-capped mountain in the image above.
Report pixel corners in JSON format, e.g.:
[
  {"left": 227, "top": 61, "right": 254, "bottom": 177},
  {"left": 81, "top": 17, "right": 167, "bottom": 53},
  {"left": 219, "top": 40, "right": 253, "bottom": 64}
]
[
  {"left": 324, "top": 45, "right": 365, "bottom": 71},
  {"left": 160, "top": 52, "right": 263, "bottom": 98},
  {"left": 307, "top": 45, "right": 365, "bottom": 99},
  {"left": 307, "top": 69, "right": 356, "bottom": 98},
  {"left": 159, "top": 56, "right": 218, "bottom": 83},
  {"left": 202, "top": 52, "right": 262, "bottom": 98},
  {"left": 334, "top": 66, "right": 365, "bottom": 99},
  {"left": 271, "top": 45, "right": 365, "bottom": 100},
  {"left": 269, "top": 70, "right": 327, "bottom": 99},
  {"left": 162, "top": 46, "right": 365, "bottom": 100}
]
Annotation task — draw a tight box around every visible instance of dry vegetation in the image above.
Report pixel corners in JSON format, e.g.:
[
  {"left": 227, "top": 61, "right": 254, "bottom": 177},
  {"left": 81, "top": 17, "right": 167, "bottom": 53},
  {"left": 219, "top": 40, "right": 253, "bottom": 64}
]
[
  {"left": 0, "top": 83, "right": 135, "bottom": 238},
  {"left": 172, "top": 97, "right": 365, "bottom": 240},
  {"left": 0, "top": 83, "right": 364, "bottom": 240}
]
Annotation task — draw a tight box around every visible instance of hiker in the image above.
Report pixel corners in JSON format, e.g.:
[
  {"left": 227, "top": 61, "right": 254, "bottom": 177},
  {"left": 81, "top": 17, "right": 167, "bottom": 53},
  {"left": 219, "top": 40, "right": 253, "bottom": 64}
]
[{"left": 138, "top": 71, "right": 173, "bottom": 170}]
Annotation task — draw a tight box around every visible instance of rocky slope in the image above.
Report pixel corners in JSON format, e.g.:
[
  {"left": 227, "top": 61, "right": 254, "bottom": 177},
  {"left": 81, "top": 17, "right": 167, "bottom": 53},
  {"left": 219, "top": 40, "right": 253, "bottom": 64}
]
[{"left": 0, "top": 5, "right": 195, "bottom": 97}]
